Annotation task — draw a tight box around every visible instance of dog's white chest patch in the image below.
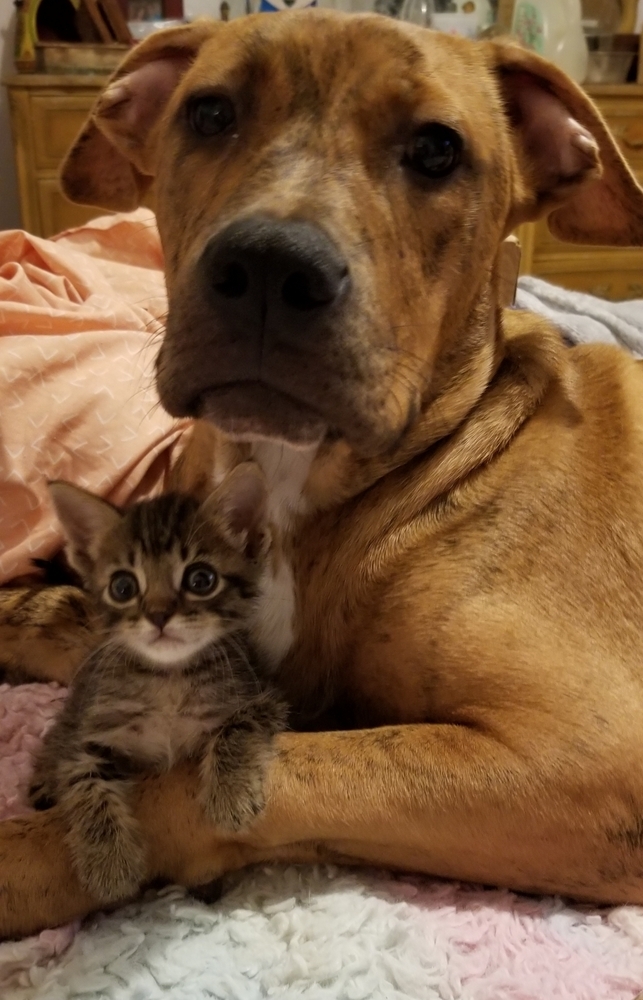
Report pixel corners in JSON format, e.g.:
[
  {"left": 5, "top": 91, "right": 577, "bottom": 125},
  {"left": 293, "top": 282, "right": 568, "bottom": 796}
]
[
  {"left": 249, "top": 441, "right": 317, "bottom": 666},
  {"left": 251, "top": 558, "right": 297, "bottom": 668},
  {"left": 252, "top": 440, "right": 316, "bottom": 530}
]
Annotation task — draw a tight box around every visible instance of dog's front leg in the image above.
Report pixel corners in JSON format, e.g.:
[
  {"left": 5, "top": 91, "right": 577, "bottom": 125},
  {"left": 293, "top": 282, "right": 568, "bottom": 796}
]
[
  {"left": 132, "top": 725, "right": 643, "bottom": 905},
  {"left": 0, "top": 724, "right": 637, "bottom": 938},
  {"left": 0, "top": 586, "right": 96, "bottom": 685}
]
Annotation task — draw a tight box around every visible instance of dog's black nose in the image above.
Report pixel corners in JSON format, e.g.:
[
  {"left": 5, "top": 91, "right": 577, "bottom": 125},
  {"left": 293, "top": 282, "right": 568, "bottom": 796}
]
[{"left": 203, "top": 217, "right": 350, "bottom": 337}]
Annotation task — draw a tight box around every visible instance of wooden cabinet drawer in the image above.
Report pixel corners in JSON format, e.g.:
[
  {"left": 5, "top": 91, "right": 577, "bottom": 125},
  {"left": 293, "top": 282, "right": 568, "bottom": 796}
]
[
  {"left": 30, "top": 93, "right": 98, "bottom": 171},
  {"left": 604, "top": 115, "right": 643, "bottom": 176},
  {"left": 36, "top": 177, "right": 101, "bottom": 238},
  {"left": 532, "top": 260, "right": 643, "bottom": 300},
  {"left": 588, "top": 90, "right": 643, "bottom": 175}
]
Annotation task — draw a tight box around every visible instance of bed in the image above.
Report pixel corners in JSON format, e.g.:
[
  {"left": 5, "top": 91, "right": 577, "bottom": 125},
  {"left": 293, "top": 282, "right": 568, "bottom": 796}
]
[{"left": 1, "top": 212, "right": 643, "bottom": 1000}]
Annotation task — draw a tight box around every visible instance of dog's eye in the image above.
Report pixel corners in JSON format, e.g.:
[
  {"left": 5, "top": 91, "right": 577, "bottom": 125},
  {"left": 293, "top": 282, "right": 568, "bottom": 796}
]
[
  {"left": 404, "top": 124, "right": 463, "bottom": 179},
  {"left": 108, "top": 571, "right": 139, "bottom": 603},
  {"left": 187, "top": 95, "right": 236, "bottom": 137},
  {"left": 182, "top": 562, "right": 218, "bottom": 596}
]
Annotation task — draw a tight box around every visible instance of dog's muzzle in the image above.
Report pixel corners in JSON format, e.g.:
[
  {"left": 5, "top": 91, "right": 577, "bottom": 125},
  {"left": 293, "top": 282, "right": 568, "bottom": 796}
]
[
  {"left": 158, "top": 215, "right": 358, "bottom": 445},
  {"left": 203, "top": 215, "right": 351, "bottom": 342}
]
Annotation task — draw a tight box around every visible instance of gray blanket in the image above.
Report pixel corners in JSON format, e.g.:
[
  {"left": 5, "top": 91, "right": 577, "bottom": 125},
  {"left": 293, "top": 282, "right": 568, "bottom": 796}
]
[{"left": 516, "top": 276, "right": 643, "bottom": 358}]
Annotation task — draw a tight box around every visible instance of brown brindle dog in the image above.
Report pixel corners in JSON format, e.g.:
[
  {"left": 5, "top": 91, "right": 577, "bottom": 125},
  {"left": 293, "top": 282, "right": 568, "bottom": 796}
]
[{"left": 2, "top": 9, "right": 643, "bottom": 938}]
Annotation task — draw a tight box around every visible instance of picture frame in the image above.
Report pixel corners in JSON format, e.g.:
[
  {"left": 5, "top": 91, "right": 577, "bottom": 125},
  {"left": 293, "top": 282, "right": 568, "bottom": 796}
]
[
  {"left": 620, "top": 0, "right": 638, "bottom": 30},
  {"left": 494, "top": 0, "right": 515, "bottom": 30},
  {"left": 127, "top": 0, "right": 183, "bottom": 18},
  {"left": 127, "top": 0, "right": 163, "bottom": 18}
]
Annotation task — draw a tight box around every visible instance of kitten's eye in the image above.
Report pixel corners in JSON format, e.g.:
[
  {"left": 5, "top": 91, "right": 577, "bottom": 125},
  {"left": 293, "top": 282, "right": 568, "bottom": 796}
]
[
  {"left": 403, "top": 124, "right": 463, "bottom": 179},
  {"left": 182, "top": 562, "right": 218, "bottom": 597},
  {"left": 187, "top": 95, "right": 236, "bottom": 137},
  {"left": 108, "top": 571, "right": 139, "bottom": 603}
]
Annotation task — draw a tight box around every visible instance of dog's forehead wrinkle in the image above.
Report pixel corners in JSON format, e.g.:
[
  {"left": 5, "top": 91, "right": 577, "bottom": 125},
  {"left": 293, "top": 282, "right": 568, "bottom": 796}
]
[{"left": 188, "top": 16, "right": 456, "bottom": 129}]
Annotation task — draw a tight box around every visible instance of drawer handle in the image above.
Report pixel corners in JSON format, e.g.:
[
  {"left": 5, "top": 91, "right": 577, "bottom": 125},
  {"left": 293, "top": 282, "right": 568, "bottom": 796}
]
[{"left": 621, "top": 135, "right": 643, "bottom": 150}]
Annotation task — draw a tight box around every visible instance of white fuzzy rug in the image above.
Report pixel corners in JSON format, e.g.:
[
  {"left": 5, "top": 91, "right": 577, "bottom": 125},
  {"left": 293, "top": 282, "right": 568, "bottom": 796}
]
[
  {"left": 5, "top": 864, "right": 643, "bottom": 1000},
  {"left": 3, "top": 683, "right": 643, "bottom": 1000}
]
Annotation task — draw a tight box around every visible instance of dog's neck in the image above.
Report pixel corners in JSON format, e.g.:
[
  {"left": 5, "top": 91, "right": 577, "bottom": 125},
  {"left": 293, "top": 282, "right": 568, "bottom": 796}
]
[
  {"left": 250, "top": 440, "right": 317, "bottom": 531},
  {"left": 183, "top": 270, "right": 566, "bottom": 550},
  {"left": 239, "top": 440, "right": 314, "bottom": 667},
  {"left": 231, "top": 304, "right": 570, "bottom": 672},
  {"left": 250, "top": 309, "right": 572, "bottom": 546},
  {"left": 292, "top": 288, "right": 503, "bottom": 518}
]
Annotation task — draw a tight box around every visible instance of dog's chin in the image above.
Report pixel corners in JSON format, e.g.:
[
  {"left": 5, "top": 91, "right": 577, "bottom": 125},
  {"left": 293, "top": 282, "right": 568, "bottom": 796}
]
[
  {"left": 191, "top": 383, "right": 404, "bottom": 457},
  {"left": 197, "top": 383, "right": 328, "bottom": 447},
  {"left": 158, "top": 363, "right": 411, "bottom": 455}
]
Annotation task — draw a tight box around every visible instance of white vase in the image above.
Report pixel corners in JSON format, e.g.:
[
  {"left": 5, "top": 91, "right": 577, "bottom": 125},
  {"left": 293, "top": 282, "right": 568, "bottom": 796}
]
[{"left": 511, "top": 0, "right": 588, "bottom": 83}]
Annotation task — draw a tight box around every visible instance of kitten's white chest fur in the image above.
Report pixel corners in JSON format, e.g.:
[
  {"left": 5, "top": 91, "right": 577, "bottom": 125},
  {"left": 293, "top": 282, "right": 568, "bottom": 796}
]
[{"left": 249, "top": 441, "right": 317, "bottom": 667}]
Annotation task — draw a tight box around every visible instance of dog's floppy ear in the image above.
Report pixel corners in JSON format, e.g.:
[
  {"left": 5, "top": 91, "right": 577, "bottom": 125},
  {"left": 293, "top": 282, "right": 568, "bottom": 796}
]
[
  {"left": 488, "top": 39, "right": 643, "bottom": 246},
  {"left": 60, "top": 20, "right": 220, "bottom": 212}
]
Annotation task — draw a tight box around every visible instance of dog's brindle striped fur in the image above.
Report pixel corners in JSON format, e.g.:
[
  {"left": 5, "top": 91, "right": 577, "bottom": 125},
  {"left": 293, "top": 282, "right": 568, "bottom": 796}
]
[{"left": 2, "top": 10, "right": 643, "bottom": 937}]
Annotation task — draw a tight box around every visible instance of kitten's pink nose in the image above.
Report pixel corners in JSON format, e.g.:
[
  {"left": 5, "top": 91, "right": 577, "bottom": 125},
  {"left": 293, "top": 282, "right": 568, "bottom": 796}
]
[{"left": 146, "top": 610, "right": 171, "bottom": 631}]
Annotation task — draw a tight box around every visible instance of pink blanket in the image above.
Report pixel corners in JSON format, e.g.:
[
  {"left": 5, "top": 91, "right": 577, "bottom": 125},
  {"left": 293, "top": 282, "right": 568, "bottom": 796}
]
[{"left": 0, "top": 210, "right": 190, "bottom": 583}]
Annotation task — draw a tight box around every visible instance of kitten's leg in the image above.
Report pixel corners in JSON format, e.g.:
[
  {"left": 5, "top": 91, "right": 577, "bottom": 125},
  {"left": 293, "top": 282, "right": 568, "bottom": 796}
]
[
  {"left": 56, "top": 745, "right": 146, "bottom": 904},
  {"left": 200, "top": 693, "right": 287, "bottom": 832},
  {"left": 28, "top": 702, "right": 86, "bottom": 810}
]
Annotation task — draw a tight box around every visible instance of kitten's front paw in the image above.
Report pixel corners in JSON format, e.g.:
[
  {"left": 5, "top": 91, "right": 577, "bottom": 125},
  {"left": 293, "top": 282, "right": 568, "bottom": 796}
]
[
  {"left": 200, "top": 697, "right": 286, "bottom": 832},
  {"left": 200, "top": 773, "right": 266, "bottom": 832},
  {"left": 66, "top": 818, "right": 146, "bottom": 903}
]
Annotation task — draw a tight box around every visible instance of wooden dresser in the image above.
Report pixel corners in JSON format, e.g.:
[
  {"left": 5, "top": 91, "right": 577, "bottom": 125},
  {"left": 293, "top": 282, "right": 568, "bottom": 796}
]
[
  {"left": 5, "top": 73, "right": 110, "bottom": 238},
  {"left": 4, "top": 74, "right": 643, "bottom": 299}
]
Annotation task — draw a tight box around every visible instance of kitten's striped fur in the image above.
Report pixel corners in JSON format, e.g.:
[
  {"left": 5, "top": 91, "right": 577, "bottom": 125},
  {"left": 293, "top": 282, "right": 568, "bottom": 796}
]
[{"left": 28, "top": 465, "right": 287, "bottom": 904}]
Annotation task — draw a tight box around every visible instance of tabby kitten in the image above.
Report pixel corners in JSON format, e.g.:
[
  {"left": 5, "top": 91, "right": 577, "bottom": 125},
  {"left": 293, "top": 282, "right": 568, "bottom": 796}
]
[{"left": 29, "top": 463, "right": 287, "bottom": 904}]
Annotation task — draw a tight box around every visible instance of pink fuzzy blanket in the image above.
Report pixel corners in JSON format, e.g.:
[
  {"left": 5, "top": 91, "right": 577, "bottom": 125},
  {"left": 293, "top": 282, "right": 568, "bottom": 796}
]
[
  {"left": 1, "top": 681, "right": 643, "bottom": 998},
  {"left": 0, "top": 683, "right": 77, "bottom": 990}
]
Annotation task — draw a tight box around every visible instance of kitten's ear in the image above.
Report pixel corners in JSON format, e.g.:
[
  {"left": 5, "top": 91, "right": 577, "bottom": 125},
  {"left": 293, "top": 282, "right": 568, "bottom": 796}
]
[
  {"left": 202, "top": 462, "right": 269, "bottom": 557},
  {"left": 48, "top": 481, "right": 122, "bottom": 574}
]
